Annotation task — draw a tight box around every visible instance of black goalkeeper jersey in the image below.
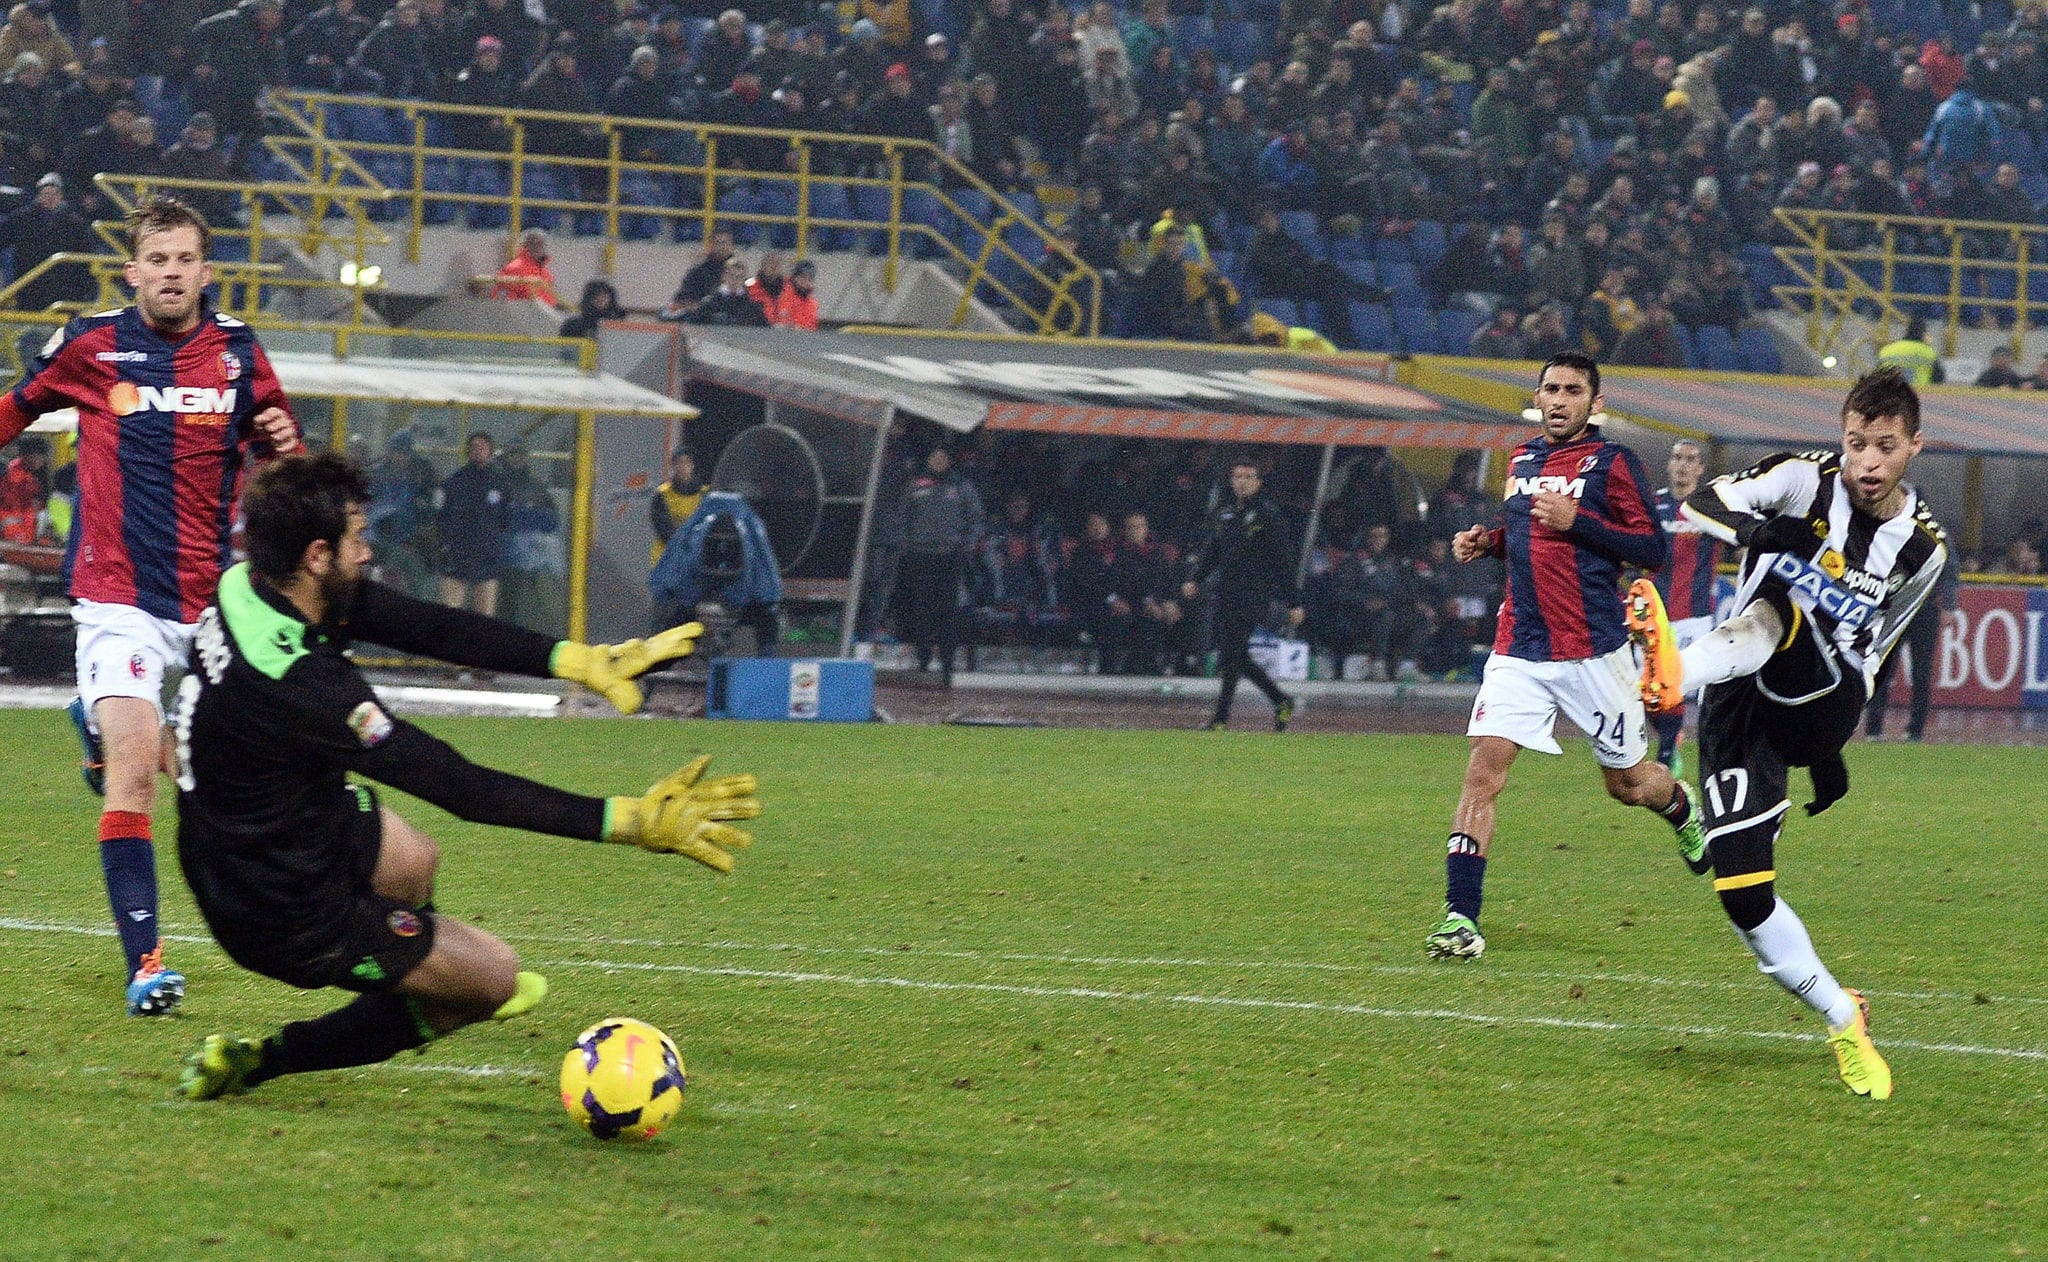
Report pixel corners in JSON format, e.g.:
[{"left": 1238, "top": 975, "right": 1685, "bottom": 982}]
[{"left": 174, "top": 564, "right": 606, "bottom": 943}]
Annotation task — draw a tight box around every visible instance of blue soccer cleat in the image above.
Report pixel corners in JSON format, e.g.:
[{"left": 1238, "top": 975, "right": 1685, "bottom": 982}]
[
  {"left": 127, "top": 948, "right": 186, "bottom": 1017},
  {"left": 66, "top": 696, "right": 105, "bottom": 796}
]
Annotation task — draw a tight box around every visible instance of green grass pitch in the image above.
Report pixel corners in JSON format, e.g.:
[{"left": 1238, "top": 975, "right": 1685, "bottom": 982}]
[{"left": 1, "top": 709, "right": 2045, "bottom": 1260}]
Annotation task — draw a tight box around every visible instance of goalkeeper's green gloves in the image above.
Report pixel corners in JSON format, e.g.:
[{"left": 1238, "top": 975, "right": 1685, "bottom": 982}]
[
  {"left": 602, "top": 755, "right": 760, "bottom": 872},
  {"left": 551, "top": 622, "right": 704, "bottom": 714}
]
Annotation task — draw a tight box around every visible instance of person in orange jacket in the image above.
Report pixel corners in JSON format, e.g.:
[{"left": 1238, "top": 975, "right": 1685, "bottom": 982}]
[
  {"left": 491, "top": 228, "right": 561, "bottom": 307},
  {"left": 774, "top": 260, "right": 819, "bottom": 329}
]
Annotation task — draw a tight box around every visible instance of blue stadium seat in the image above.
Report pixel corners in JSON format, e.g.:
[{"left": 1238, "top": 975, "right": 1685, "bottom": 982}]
[
  {"left": 1377, "top": 260, "right": 1422, "bottom": 302},
  {"left": 902, "top": 188, "right": 948, "bottom": 258},
  {"left": 1172, "top": 14, "right": 1217, "bottom": 59},
  {"left": 1394, "top": 305, "right": 1441, "bottom": 354},
  {"left": 850, "top": 183, "right": 892, "bottom": 252},
  {"left": 1327, "top": 234, "right": 1371, "bottom": 263},
  {"left": 757, "top": 182, "right": 799, "bottom": 248},
  {"left": 1255, "top": 297, "right": 1300, "bottom": 325},
  {"left": 342, "top": 102, "right": 402, "bottom": 145},
  {"left": 950, "top": 188, "right": 994, "bottom": 251},
  {"left": 1373, "top": 234, "right": 1414, "bottom": 265},
  {"left": 1336, "top": 259, "right": 1377, "bottom": 287},
  {"left": 1410, "top": 220, "right": 1448, "bottom": 270},
  {"left": 807, "top": 181, "right": 856, "bottom": 250},
  {"left": 716, "top": 181, "right": 763, "bottom": 245},
  {"left": 1278, "top": 210, "right": 1325, "bottom": 260},
  {"left": 518, "top": 164, "right": 569, "bottom": 231},
  {"left": 1736, "top": 325, "right": 1783, "bottom": 373},
  {"left": 1695, "top": 324, "right": 1738, "bottom": 370},
  {"left": 1674, "top": 323, "right": 1698, "bottom": 369},
  {"left": 1347, "top": 301, "right": 1396, "bottom": 352},
  {"left": 1437, "top": 308, "right": 1484, "bottom": 355},
  {"left": 463, "top": 163, "right": 510, "bottom": 229},
  {"left": 619, "top": 171, "right": 669, "bottom": 240}
]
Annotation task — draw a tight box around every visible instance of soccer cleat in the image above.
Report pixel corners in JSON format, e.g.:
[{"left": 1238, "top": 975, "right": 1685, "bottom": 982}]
[
  {"left": 1424, "top": 911, "right": 1486, "bottom": 960},
  {"left": 127, "top": 946, "right": 185, "bottom": 1017},
  {"left": 1828, "top": 989, "right": 1892, "bottom": 1100},
  {"left": 1674, "top": 780, "right": 1711, "bottom": 875},
  {"left": 491, "top": 971, "right": 549, "bottom": 1021},
  {"left": 1624, "top": 578, "right": 1685, "bottom": 714},
  {"left": 179, "top": 1034, "right": 265, "bottom": 1100},
  {"left": 66, "top": 696, "right": 105, "bottom": 796},
  {"left": 1274, "top": 696, "right": 1297, "bottom": 732}
]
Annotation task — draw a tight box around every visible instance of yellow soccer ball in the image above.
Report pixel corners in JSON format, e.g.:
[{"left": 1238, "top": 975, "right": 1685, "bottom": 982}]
[{"left": 559, "top": 1017, "right": 686, "bottom": 1141}]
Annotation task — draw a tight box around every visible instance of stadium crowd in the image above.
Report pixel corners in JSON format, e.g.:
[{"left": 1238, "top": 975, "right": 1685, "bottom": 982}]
[{"left": 0, "top": 0, "right": 2036, "bottom": 357}]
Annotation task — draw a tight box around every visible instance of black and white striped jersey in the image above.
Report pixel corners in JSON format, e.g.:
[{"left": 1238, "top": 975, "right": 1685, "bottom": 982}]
[{"left": 1679, "top": 449, "right": 1948, "bottom": 700}]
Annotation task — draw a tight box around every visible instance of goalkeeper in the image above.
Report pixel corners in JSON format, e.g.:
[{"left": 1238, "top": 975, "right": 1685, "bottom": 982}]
[{"left": 174, "top": 453, "right": 760, "bottom": 1101}]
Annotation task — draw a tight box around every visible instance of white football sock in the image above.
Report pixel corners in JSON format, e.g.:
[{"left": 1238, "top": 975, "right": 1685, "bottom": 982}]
[
  {"left": 1679, "top": 604, "right": 1782, "bottom": 693},
  {"left": 1735, "top": 897, "right": 1858, "bottom": 1029}
]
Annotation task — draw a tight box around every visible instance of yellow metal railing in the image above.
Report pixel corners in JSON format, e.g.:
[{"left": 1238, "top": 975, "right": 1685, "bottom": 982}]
[
  {"left": 1772, "top": 207, "right": 2048, "bottom": 372},
  {"left": 271, "top": 87, "right": 1101, "bottom": 337}
]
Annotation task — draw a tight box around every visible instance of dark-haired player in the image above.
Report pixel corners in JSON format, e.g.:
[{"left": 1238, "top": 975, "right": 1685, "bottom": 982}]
[
  {"left": 0, "top": 196, "right": 301, "bottom": 1015},
  {"left": 1644, "top": 439, "right": 1728, "bottom": 773},
  {"left": 1428, "top": 353, "right": 1705, "bottom": 960},
  {"left": 1629, "top": 367, "right": 1946, "bottom": 1099},
  {"left": 176, "top": 453, "right": 760, "bottom": 1100}
]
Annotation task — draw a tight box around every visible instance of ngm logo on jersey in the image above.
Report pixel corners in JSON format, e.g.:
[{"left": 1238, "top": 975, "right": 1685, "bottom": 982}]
[
  {"left": 1911, "top": 585, "right": 2048, "bottom": 710},
  {"left": 106, "top": 381, "right": 235, "bottom": 425}
]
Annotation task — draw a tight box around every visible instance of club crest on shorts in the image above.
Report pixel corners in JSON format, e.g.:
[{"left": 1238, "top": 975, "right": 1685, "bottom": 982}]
[
  {"left": 387, "top": 909, "right": 423, "bottom": 937},
  {"left": 128, "top": 653, "right": 146, "bottom": 679},
  {"left": 347, "top": 699, "right": 395, "bottom": 747}
]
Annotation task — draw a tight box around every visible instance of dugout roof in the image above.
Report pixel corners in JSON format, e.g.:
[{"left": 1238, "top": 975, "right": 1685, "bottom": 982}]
[
  {"left": 680, "top": 327, "right": 1529, "bottom": 448},
  {"left": 1411, "top": 357, "right": 2048, "bottom": 459},
  {"left": 26, "top": 353, "right": 696, "bottom": 432}
]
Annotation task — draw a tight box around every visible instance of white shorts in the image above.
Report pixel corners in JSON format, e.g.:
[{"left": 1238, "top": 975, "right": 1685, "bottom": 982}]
[
  {"left": 1467, "top": 643, "right": 1649, "bottom": 769},
  {"left": 73, "top": 599, "right": 196, "bottom": 722}
]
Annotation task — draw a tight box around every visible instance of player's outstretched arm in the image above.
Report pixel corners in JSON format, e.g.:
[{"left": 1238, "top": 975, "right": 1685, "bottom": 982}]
[
  {"left": 601, "top": 755, "right": 760, "bottom": 871},
  {"left": 551, "top": 623, "right": 705, "bottom": 714}
]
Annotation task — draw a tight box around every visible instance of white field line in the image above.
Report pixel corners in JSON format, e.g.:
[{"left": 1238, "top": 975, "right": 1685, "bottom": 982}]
[
  {"left": 12, "top": 917, "right": 2031, "bottom": 1065},
  {"left": 7, "top": 915, "right": 2047, "bottom": 1013},
  {"left": 530, "top": 955, "right": 2048, "bottom": 1064}
]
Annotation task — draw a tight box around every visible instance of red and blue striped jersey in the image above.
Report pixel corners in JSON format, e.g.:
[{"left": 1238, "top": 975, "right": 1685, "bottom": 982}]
[
  {"left": 1486, "top": 431, "right": 1666, "bottom": 662},
  {"left": 1651, "top": 487, "right": 1726, "bottom": 622},
  {"left": 0, "top": 305, "right": 291, "bottom": 622}
]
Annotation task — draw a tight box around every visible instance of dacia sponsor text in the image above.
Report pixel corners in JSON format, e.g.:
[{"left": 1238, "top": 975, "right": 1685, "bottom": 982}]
[{"left": 1767, "top": 550, "right": 1880, "bottom": 629}]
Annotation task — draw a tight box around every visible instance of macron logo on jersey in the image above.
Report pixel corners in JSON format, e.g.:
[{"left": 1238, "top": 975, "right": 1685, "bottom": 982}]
[
  {"left": 1508, "top": 474, "right": 1587, "bottom": 499},
  {"left": 107, "top": 381, "right": 237, "bottom": 419}
]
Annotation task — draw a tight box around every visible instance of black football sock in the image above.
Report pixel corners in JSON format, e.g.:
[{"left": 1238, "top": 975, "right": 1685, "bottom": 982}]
[
  {"left": 245, "top": 993, "right": 434, "bottom": 1086},
  {"left": 1445, "top": 833, "right": 1485, "bottom": 923}
]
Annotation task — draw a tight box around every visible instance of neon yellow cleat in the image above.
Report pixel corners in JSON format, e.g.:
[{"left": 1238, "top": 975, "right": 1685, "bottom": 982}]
[
  {"left": 1828, "top": 989, "right": 1892, "bottom": 1100},
  {"left": 491, "top": 971, "right": 548, "bottom": 1021},
  {"left": 179, "top": 1034, "right": 265, "bottom": 1100},
  {"left": 1625, "top": 578, "right": 1685, "bottom": 715}
]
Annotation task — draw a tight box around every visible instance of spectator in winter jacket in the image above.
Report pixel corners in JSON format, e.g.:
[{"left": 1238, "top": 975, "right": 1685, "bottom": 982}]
[
  {"left": 492, "top": 229, "right": 562, "bottom": 306},
  {"left": 1922, "top": 82, "right": 2001, "bottom": 173}
]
